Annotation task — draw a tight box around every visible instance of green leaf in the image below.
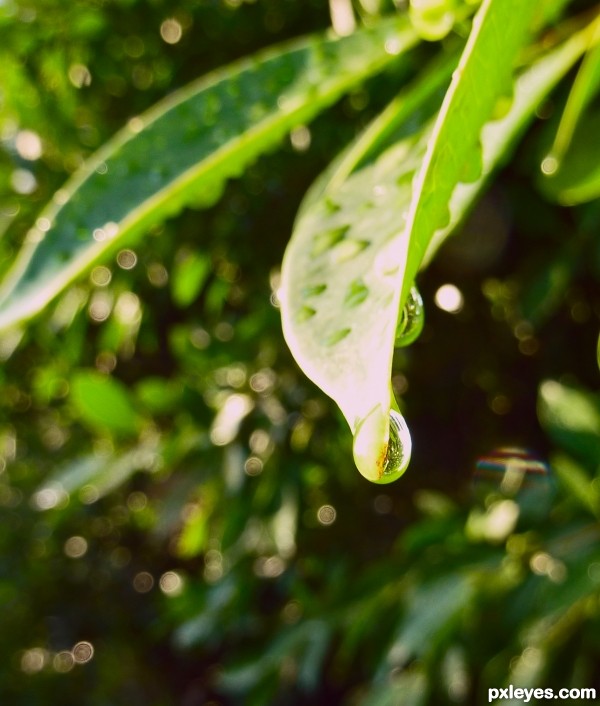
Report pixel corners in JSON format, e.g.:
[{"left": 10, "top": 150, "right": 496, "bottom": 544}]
[
  {"left": 403, "top": 0, "right": 536, "bottom": 299},
  {"left": 218, "top": 620, "right": 331, "bottom": 694},
  {"left": 551, "top": 453, "right": 600, "bottom": 518},
  {"left": 33, "top": 441, "right": 161, "bottom": 507},
  {"left": 70, "top": 369, "right": 142, "bottom": 437},
  {"left": 362, "top": 668, "right": 427, "bottom": 706},
  {"left": 537, "top": 14, "right": 600, "bottom": 204},
  {"left": 539, "top": 106, "right": 600, "bottom": 205},
  {"left": 0, "top": 16, "right": 416, "bottom": 332},
  {"left": 135, "top": 376, "right": 182, "bottom": 414},
  {"left": 538, "top": 379, "right": 600, "bottom": 468},
  {"left": 171, "top": 251, "right": 212, "bottom": 308},
  {"left": 281, "top": 8, "right": 593, "bottom": 482},
  {"left": 386, "top": 573, "right": 475, "bottom": 663},
  {"left": 547, "top": 16, "right": 600, "bottom": 165},
  {"left": 281, "top": 55, "right": 452, "bottom": 484}
]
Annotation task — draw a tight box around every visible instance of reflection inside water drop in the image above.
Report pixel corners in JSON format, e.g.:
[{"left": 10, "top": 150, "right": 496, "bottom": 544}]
[
  {"left": 353, "top": 407, "right": 412, "bottom": 484},
  {"left": 395, "top": 286, "right": 424, "bottom": 347},
  {"left": 382, "top": 409, "right": 411, "bottom": 479}
]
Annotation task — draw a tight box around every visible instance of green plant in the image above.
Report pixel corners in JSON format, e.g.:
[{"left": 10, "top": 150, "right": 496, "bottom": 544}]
[
  {"left": 1, "top": 1, "right": 600, "bottom": 703},
  {"left": 0, "top": 0, "right": 597, "bottom": 483}
]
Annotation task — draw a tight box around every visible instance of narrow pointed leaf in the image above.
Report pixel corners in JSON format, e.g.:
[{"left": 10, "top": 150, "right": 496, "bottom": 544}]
[
  {"left": 538, "top": 106, "right": 600, "bottom": 205},
  {"left": 281, "top": 16, "right": 595, "bottom": 482},
  {"left": 0, "top": 16, "right": 416, "bottom": 332},
  {"left": 548, "top": 15, "right": 600, "bottom": 164},
  {"left": 401, "top": 0, "right": 537, "bottom": 301}
]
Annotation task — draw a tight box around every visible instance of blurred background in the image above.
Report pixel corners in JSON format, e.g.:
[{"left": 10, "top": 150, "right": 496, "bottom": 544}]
[{"left": 0, "top": 0, "right": 599, "bottom": 704}]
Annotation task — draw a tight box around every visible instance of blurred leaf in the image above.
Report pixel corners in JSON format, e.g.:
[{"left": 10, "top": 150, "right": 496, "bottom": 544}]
[
  {"left": 174, "top": 579, "right": 238, "bottom": 649},
  {"left": 135, "top": 377, "right": 182, "bottom": 415},
  {"left": 0, "top": 16, "right": 416, "bottom": 332},
  {"left": 539, "top": 107, "right": 600, "bottom": 205},
  {"left": 219, "top": 619, "right": 332, "bottom": 694},
  {"left": 409, "top": 0, "right": 461, "bottom": 41},
  {"left": 363, "top": 667, "right": 427, "bottom": 706},
  {"left": 385, "top": 573, "right": 475, "bottom": 666},
  {"left": 538, "top": 380, "right": 600, "bottom": 468},
  {"left": 70, "top": 369, "right": 142, "bottom": 436},
  {"left": 176, "top": 504, "right": 210, "bottom": 558},
  {"left": 549, "top": 16, "right": 600, "bottom": 164},
  {"left": 171, "top": 252, "right": 212, "bottom": 308},
  {"left": 35, "top": 440, "right": 160, "bottom": 503},
  {"left": 518, "top": 241, "right": 579, "bottom": 325},
  {"left": 552, "top": 453, "right": 600, "bottom": 517}
]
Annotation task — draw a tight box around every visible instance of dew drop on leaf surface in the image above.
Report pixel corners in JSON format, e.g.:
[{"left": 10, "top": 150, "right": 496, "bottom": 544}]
[{"left": 395, "top": 285, "right": 424, "bottom": 347}]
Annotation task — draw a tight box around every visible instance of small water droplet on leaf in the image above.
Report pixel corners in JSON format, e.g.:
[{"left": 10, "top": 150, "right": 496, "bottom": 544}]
[{"left": 395, "top": 286, "right": 424, "bottom": 346}]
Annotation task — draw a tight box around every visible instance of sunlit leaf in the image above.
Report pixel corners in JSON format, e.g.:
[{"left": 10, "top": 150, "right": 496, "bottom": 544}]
[
  {"left": 171, "top": 252, "right": 212, "bottom": 308},
  {"left": 539, "top": 107, "right": 600, "bottom": 205},
  {"left": 281, "top": 5, "right": 592, "bottom": 482},
  {"left": 0, "top": 16, "right": 416, "bottom": 332},
  {"left": 402, "top": 0, "right": 537, "bottom": 299},
  {"left": 538, "top": 379, "right": 600, "bottom": 468},
  {"left": 551, "top": 453, "right": 600, "bottom": 518},
  {"left": 547, "top": 15, "right": 600, "bottom": 164},
  {"left": 70, "top": 369, "right": 142, "bottom": 436}
]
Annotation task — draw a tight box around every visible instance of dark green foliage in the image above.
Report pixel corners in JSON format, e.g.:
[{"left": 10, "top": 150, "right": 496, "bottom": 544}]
[{"left": 0, "top": 1, "right": 599, "bottom": 704}]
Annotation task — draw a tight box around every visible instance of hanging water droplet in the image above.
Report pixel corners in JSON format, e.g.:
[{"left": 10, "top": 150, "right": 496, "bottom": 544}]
[
  {"left": 395, "top": 286, "right": 424, "bottom": 347},
  {"left": 353, "top": 406, "right": 411, "bottom": 484},
  {"left": 381, "top": 409, "right": 411, "bottom": 481}
]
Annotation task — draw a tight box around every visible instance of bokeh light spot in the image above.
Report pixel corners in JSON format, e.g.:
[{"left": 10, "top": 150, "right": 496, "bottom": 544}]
[
  {"left": 434, "top": 284, "right": 464, "bottom": 313},
  {"left": 133, "top": 571, "right": 154, "bottom": 593},
  {"left": 64, "top": 536, "right": 88, "bottom": 558},
  {"left": 160, "top": 18, "right": 183, "bottom": 44},
  {"left": 317, "top": 505, "right": 336, "bottom": 525},
  {"left": 159, "top": 571, "right": 184, "bottom": 596},
  {"left": 72, "top": 641, "right": 94, "bottom": 664}
]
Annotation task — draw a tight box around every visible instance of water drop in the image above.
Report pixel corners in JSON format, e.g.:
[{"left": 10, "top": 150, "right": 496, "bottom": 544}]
[
  {"left": 353, "top": 407, "right": 411, "bottom": 484},
  {"left": 381, "top": 410, "right": 411, "bottom": 481},
  {"left": 541, "top": 155, "right": 558, "bottom": 176},
  {"left": 395, "top": 286, "right": 424, "bottom": 346}
]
